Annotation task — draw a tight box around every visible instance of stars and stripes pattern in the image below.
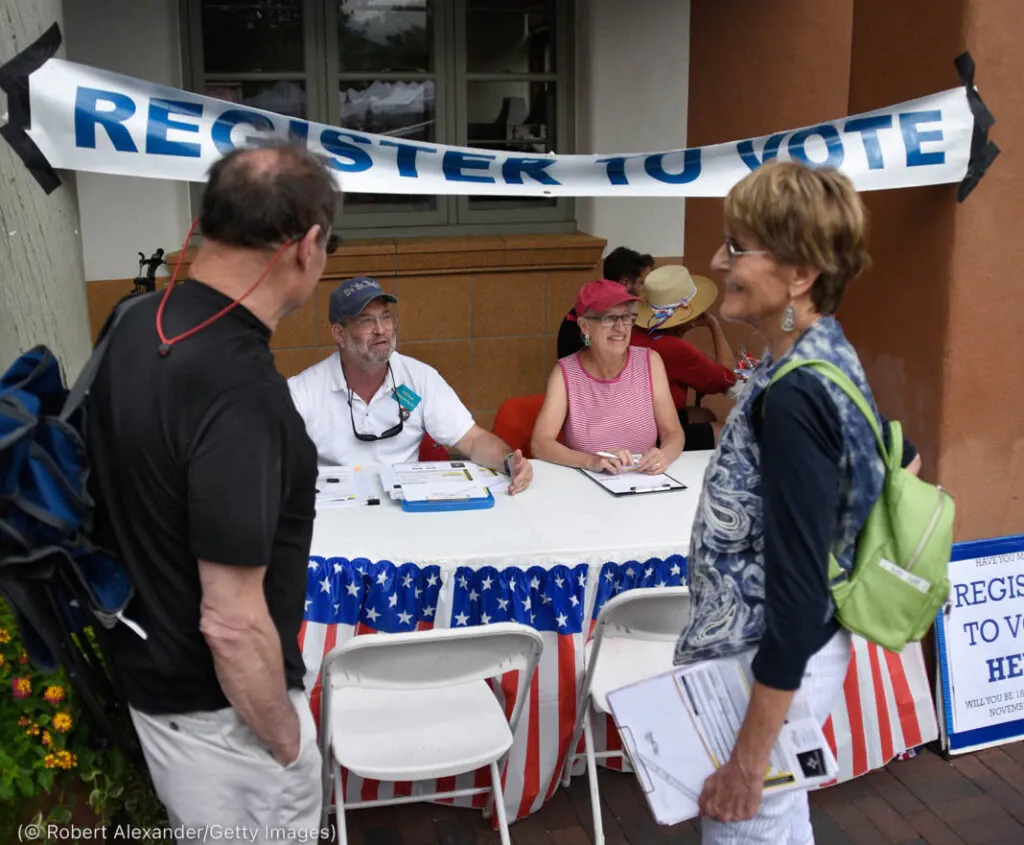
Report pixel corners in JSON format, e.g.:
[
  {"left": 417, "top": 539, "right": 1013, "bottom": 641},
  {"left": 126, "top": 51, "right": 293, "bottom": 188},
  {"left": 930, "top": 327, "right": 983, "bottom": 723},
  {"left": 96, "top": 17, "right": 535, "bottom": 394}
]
[
  {"left": 297, "top": 553, "right": 937, "bottom": 824},
  {"left": 450, "top": 563, "right": 587, "bottom": 818}
]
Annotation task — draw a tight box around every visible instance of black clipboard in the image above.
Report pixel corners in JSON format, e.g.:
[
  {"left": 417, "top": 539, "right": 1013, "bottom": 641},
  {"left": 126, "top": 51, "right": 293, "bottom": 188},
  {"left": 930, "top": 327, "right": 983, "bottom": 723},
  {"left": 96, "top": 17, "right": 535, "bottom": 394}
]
[{"left": 577, "top": 467, "right": 687, "bottom": 497}]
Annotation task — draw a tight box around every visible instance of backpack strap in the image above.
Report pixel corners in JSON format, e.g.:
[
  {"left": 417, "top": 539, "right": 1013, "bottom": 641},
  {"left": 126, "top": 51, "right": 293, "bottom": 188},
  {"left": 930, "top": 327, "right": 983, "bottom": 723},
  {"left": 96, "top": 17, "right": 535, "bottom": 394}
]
[
  {"left": 59, "top": 294, "right": 150, "bottom": 422},
  {"left": 765, "top": 358, "right": 891, "bottom": 463}
]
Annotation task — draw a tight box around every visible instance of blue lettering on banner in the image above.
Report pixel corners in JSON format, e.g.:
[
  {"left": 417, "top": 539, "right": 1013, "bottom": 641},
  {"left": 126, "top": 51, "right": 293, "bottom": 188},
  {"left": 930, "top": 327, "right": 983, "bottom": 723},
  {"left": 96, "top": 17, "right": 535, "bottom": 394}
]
[
  {"left": 320, "top": 129, "right": 374, "bottom": 172},
  {"left": 644, "top": 150, "right": 702, "bottom": 184},
  {"left": 788, "top": 124, "right": 844, "bottom": 168},
  {"left": 502, "top": 157, "right": 560, "bottom": 186},
  {"left": 596, "top": 155, "right": 644, "bottom": 186},
  {"left": 288, "top": 119, "right": 310, "bottom": 145},
  {"left": 844, "top": 115, "right": 892, "bottom": 170},
  {"left": 211, "top": 109, "right": 275, "bottom": 154},
  {"left": 737, "top": 134, "right": 786, "bottom": 172},
  {"left": 442, "top": 150, "right": 496, "bottom": 183},
  {"left": 900, "top": 110, "right": 945, "bottom": 167},
  {"left": 146, "top": 98, "right": 202, "bottom": 158},
  {"left": 74, "top": 87, "right": 138, "bottom": 152},
  {"left": 379, "top": 140, "right": 437, "bottom": 178}
]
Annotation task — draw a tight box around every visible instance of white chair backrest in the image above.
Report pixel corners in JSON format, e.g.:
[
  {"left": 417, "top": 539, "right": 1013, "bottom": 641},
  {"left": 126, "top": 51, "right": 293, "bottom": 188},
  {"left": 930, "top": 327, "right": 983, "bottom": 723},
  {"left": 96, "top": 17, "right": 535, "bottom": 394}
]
[
  {"left": 595, "top": 586, "right": 691, "bottom": 642},
  {"left": 322, "top": 622, "right": 543, "bottom": 693}
]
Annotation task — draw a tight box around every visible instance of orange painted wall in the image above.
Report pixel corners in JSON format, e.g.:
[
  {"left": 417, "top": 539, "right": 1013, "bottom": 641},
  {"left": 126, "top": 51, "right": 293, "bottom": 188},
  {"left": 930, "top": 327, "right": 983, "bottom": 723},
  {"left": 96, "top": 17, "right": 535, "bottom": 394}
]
[
  {"left": 686, "top": 0, "right": 1016, "bottom": 542},
  {"left": 938, "top": 1, "right": 1024, "bottom": 540}
]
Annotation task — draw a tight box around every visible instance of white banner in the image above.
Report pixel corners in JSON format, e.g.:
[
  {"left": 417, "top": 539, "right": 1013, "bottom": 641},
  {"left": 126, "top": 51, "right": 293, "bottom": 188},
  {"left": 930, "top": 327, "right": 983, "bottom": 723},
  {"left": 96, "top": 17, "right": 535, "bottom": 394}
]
[
  {"left": 944, "top": 547, "right": 1024, "bottom": 736},
  {"left": 8, "top": 55, "right": 979, "bottom": 197}
]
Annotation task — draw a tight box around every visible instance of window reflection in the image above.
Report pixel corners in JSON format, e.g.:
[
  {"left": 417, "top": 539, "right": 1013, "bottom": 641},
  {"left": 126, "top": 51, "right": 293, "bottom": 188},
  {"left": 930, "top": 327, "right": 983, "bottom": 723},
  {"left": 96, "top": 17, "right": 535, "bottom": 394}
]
[
  {"left": 202, "top": 1, "right": 305, "bottom": 74},
  {"left": 206, "top": 80, "right": 307, "bottom": 119},
  {"left": 466, "top": 0, "right": 554, "bottom": 74},
  {"left": 339, "top": 0, "right": 433, "bottom": 73}
]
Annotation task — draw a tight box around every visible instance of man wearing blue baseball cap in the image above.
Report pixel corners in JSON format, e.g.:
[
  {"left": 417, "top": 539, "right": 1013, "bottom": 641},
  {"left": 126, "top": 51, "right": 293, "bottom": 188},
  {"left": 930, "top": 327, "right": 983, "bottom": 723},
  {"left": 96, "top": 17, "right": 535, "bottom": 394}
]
[{"left": 288, "top": 276, "right": 532, "bottom": 493}]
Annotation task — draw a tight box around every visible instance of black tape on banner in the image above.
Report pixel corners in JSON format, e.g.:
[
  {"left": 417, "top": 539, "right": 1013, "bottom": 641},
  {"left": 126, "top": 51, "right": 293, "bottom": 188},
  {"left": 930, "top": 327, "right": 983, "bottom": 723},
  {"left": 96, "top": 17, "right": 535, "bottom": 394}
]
[
  {"left": 0, "top": 23, "right": 64, "bottom": 194},
  {"left": 954, "top": 51, "right": 1000, "bottom": 202}
]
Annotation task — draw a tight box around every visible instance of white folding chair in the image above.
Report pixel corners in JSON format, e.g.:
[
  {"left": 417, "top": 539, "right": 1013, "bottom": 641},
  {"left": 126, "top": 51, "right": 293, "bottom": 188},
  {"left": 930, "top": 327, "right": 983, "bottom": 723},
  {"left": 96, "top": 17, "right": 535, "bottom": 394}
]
[
  {"left": 318, "top": 622, "right": 544, "bottom": 845},
  {"left": 561, "top": 586, "right": 691, "bottom": 844}
]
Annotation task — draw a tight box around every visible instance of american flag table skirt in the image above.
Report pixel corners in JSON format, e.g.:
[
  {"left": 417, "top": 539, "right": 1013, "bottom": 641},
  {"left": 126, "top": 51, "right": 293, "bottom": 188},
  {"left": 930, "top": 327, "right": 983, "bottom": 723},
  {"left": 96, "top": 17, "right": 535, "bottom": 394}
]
[{"left": 299, "top": 553, "right": 938, "bottom": 823}]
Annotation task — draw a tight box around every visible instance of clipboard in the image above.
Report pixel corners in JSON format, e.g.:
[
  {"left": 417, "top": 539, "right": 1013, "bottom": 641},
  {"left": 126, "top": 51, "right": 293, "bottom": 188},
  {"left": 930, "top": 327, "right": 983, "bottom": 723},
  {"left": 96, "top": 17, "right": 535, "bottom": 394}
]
[
  {"left": 606, "top": 657, "right": 838, "bottom": 825},
  {"left": 400, "top": 488, "right": 495, "bottom": 512},
  {"left": 577, "top": 467, "right": 687, "bottom": 497}
]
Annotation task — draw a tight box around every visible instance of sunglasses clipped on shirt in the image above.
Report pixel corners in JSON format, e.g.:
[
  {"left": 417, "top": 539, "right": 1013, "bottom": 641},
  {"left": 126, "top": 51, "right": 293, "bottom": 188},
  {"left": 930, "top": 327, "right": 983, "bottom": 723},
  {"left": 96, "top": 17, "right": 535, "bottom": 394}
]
[{"left": 347, "top": 365, "right": 410, "bottom": 441}]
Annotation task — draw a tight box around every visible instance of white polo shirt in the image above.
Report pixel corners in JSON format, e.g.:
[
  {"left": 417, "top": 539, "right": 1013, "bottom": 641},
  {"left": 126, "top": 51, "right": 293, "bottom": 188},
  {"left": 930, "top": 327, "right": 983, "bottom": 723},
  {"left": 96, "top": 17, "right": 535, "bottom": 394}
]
[{"left": 287, "top": 350, "right": 476, "bottom": 467}]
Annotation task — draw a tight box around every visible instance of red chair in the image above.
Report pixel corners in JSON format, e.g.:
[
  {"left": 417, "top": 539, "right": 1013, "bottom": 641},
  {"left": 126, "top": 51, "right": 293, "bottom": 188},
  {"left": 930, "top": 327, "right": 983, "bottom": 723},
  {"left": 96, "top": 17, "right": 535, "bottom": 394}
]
[
  {"left": 418, "top": 433, "right": 449, "bottom": 461},
  {"left": 491, "top": 395, "right": 548, "bottom": 459}
]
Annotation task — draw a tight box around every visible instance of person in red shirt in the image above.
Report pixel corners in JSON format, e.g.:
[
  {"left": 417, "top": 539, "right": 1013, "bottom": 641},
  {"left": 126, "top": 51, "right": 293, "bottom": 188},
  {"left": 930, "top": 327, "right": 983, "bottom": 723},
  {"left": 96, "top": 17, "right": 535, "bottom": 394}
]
[{"left": 632, "top": 264, "right": 738, "bottom": 450}]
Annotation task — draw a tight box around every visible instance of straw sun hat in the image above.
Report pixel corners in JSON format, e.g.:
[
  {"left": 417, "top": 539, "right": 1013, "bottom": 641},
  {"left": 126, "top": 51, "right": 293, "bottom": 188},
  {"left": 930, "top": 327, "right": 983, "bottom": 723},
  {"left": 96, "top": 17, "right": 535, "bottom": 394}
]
[{"left": 635, "top": 265, "right": 719, "bottom": 331}]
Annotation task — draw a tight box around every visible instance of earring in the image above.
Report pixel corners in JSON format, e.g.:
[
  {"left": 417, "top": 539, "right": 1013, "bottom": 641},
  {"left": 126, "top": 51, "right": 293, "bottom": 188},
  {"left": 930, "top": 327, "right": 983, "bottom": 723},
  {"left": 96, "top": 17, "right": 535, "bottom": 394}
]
[
  {"left": 781, "top": 303, "right": 797, "bottom": 333},
  {"left": 583, "top": 334, "right": 591, "bottom": 348}
]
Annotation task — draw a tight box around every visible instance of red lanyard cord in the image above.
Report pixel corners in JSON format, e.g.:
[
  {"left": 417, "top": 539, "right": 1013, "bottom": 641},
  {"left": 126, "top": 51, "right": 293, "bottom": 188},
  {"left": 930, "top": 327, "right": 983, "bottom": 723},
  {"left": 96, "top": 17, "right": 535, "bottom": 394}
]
[{"left": 155, "top": 218, "right": 295, "bottom": 356}]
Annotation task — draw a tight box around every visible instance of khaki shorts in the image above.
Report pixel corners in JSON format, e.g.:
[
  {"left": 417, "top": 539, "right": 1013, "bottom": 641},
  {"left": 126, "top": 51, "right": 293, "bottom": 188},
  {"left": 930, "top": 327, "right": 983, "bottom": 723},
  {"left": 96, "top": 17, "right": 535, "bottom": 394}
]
[{"left": 130, "top": 689, "right": 323, "bottom": 845}]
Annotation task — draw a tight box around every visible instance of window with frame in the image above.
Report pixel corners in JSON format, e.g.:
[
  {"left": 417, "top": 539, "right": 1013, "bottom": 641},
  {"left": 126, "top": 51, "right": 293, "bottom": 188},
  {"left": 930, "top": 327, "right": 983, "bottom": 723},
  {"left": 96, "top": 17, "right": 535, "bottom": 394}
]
[{"left": 182, "top": 0, "right": 576, "bottom": 237}]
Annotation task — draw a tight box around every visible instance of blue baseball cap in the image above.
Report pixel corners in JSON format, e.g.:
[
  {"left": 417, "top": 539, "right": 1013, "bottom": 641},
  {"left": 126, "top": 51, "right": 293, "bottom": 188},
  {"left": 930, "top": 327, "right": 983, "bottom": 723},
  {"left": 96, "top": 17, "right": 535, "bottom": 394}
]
[{"left": 328, "top": 276, "right": 398, "bottom": 324}]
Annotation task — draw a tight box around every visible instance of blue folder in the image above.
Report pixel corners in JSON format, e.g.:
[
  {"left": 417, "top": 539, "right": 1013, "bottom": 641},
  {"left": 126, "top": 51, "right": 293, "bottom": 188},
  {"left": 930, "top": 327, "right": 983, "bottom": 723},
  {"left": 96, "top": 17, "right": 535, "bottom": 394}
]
[{"left": 400, "top": 488, "right": 495, "bottom": 513}]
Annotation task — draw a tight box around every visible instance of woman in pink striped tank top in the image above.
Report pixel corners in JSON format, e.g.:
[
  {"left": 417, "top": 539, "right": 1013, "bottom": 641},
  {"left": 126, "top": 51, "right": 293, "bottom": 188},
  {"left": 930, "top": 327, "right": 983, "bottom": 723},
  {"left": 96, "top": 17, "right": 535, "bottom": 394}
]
[{"left": 531, "top": 279, "right": 684, "bottom": 474}]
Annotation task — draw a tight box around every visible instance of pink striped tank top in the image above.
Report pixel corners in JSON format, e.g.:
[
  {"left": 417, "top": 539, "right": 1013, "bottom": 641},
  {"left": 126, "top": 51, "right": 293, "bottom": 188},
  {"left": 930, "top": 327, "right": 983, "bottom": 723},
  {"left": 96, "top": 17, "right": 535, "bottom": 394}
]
[{"left": 558, "top": 347, "right": 658, "bottom": 455}]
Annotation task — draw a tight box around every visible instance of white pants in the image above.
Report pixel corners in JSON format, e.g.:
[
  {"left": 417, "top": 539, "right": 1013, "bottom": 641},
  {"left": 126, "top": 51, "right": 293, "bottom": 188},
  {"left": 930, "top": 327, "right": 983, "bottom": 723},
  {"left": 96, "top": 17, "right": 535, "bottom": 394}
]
[
  {"left": 701, "top": 629, "right": 852, "bottom": 845},
  {"left": 130, "top": 689, "right": 322, "bottom": 845}
]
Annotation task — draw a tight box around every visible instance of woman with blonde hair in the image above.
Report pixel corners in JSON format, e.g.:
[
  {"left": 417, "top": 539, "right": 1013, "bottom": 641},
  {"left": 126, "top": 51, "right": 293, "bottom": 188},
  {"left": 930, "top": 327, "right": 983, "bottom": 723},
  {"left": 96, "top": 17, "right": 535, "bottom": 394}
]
[
  {"left": 531, "top": 279, "right": 684, "bottom": 474},
  {"left": 673, "top": 160, "right": 920, "bottom": 843}
]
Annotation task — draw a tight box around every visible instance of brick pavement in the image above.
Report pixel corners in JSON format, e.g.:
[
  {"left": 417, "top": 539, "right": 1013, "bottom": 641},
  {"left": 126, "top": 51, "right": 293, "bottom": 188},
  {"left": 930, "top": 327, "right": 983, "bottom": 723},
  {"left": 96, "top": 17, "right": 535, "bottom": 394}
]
[{"left": 336, "top": 743, "right": 1024, "bottom": 845}]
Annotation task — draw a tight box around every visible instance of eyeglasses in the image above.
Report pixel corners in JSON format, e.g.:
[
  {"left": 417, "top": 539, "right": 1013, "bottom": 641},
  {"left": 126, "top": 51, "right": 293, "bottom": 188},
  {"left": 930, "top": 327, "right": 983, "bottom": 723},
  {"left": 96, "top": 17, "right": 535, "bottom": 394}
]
[
  {"left": 347, "top": 366, "right": 410, "bottom": 441},
  {"left": 587, "top": 312, "right": 638, "bottom": 329},
  {"left": 724, "top": 237, "right": 768, "bottom": 263},
  {"left": 286, "top": 232, "right": 340, "bottom": 253},
  {"left": 346, "top": 312, "right": 397, "bottom": 332}
]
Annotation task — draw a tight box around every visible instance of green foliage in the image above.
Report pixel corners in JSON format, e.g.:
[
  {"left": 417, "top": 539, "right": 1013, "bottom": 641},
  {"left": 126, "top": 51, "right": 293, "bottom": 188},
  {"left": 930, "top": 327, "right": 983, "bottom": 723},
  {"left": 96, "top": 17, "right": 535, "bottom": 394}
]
[{"left": 0, "top": 600, "right": 167, "bottom": 842}]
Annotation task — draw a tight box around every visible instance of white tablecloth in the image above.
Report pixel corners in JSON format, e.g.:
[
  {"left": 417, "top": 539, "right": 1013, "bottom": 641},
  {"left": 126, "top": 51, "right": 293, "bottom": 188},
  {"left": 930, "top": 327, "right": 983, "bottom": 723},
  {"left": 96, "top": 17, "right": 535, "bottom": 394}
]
[{"left": 309, "top": 452, "right": 712, "bottom": 568}]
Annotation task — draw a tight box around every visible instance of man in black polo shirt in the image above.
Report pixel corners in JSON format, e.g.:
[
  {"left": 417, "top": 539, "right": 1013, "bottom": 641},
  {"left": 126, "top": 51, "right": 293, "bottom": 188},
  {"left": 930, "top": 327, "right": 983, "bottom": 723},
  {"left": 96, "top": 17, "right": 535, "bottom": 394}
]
[
  {"left": 88, "top": 142, "right": 337, "bottom": 840},
  {"left": 555, "top": 246, "right": 654, "bottom": 359}
]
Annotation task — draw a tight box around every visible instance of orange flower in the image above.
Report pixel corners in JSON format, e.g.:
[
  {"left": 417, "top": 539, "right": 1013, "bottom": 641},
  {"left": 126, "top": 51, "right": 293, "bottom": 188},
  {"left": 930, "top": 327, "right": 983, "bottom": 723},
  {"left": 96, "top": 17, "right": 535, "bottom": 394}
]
[
  {"left": 19, "top": 651, "right": 28, "bottom": 665},
  {"left": 0, "top": 628, "right": 10, "bottom": 644},
  {"left": 25, "top": 724, "right": 40, "bottom": 737},
  {"left": 52, "top": 712, "right": 72, "bottom": 733},
  {"left": 11, "top": 676, "right": 31, "bottom": 699},
  {"left": 55, "top": 749, "right": 76, "bottom": 770},
  {"left": 42, "top": 685, "right": 65, "bottom": 705},
  {"left": 43, "top": 753, "right": 58, "bottom": 769},
  {"left": 0, "top": 653, "right": 6, "bottom": 668},
  {"left": 17, "top": 716, "right": 31, "bottom": 727},
  {"left": 41, "top": 730, "right": 52, "bottom": 747}
]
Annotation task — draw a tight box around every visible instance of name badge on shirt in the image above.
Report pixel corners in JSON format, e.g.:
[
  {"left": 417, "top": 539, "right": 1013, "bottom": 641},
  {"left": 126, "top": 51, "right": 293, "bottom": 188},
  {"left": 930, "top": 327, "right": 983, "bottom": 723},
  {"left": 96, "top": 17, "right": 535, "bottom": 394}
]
[{"left": 394, "top": 384, "right": 422, "bottom": 413}]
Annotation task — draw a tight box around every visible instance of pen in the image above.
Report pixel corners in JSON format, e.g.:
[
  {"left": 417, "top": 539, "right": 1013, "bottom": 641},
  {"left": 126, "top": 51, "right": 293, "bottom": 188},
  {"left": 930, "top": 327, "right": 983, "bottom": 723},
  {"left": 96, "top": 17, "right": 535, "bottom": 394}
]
[
  {"left": 597, "top": 451, "right": 640, "bottom": 463},
  {"left": 631, "top": 484, "right": 673, "bottom": 492}
]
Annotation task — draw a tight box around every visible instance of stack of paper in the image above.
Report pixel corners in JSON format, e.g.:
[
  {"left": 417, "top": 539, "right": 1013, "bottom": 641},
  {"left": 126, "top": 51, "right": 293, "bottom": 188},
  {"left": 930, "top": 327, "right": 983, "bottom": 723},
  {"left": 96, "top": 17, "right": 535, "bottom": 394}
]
[
  {"left": 605, "top": 656, "right": 838, "bottom": 825},
  {"left": 381, "top": 460, "right": 509, "bottom": 501}
]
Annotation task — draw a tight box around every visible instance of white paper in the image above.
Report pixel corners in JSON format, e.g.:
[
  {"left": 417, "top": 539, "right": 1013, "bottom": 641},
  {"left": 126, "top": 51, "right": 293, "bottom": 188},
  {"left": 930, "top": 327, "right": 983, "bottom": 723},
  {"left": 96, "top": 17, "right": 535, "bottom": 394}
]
[
  {"left": 580, "top": 468, "right": 685, "bottom": 495},
  {"left": 315, "top": 466, "right": 379, "bottom": 508},
  {"left": 386, "top": 460, "right": 510, "bottom": 498},
  {"left": 402, "top": 480, "right": 490, "bottom": 502},
  {"left": 607, "top": 656, "right": 838, "bottom": 825}
]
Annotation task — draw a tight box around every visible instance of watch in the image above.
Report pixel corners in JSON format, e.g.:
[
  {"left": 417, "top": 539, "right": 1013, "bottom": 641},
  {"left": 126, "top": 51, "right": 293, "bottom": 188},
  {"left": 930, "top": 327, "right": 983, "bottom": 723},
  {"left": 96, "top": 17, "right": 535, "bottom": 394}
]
[{"left": 503, "top": 452, "right": 515, "bottom": 476}]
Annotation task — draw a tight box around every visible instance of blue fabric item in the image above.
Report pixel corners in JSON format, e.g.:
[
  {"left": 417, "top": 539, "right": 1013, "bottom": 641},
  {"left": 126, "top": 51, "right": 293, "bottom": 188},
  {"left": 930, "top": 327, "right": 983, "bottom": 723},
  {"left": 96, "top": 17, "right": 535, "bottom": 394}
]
[
  {"left": 304, "top": 555, "right": 690, "bottom": 636},
  {"left": 674, "top": 316, "right": 886, "bottom": 667},
  {"left": 451, "top": 564, "right": 588, "bottom": 634},
  {"left": 305, "top": 557, "right": 442, "bottom": 631},
  {"left": 592, "top": 555, "right": 688, "bottom": 619}
]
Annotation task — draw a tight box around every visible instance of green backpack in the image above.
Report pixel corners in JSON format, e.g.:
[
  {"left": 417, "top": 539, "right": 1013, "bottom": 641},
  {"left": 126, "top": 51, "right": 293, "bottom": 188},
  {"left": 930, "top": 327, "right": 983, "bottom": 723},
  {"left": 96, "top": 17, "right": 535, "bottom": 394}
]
[{"left": 766, "top": 359, "right": 954, "bottom": 653}]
